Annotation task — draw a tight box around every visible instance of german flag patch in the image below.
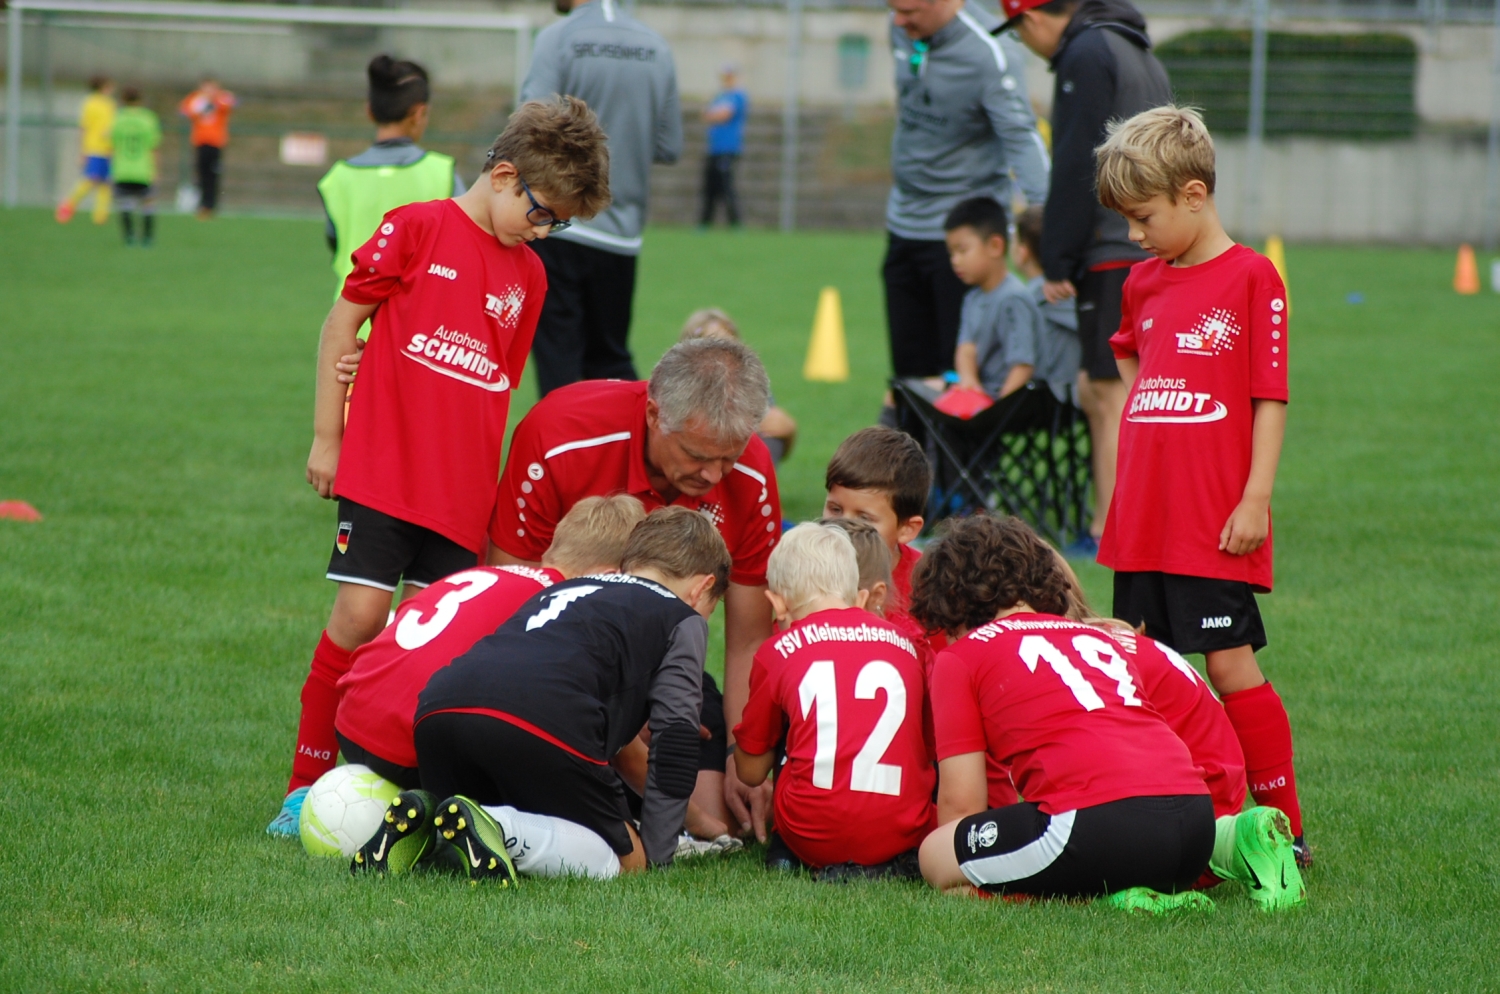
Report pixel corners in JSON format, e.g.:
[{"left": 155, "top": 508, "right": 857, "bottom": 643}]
[{"left": 336, "top": 520, "right": 353, "bottom": 555}]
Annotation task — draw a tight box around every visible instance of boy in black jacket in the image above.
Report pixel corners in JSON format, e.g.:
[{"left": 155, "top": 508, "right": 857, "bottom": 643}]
[{"left": 1001, "top": 0, "right": 1171, "bottom": 552}]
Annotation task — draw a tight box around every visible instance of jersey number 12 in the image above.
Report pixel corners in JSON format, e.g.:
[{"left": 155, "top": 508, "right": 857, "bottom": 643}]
[{"left": 797, "top": 660, "right": 908, "bottom": 797}]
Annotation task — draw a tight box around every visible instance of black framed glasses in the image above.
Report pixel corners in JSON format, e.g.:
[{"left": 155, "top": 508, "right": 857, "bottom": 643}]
[{"left": 519, "top": 177, "right": 571, "bottom": 233}]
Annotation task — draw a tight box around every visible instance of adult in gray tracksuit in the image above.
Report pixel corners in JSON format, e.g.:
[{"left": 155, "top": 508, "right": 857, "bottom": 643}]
[
  {"left": 883, "top": 0, "right": 1049, "bottom": 391},
  {"left": 1006, "top": 0, "right": 1170, "bottom": 543},
  {"left": 521, "top": 0, "right": 682, "bottom": 397}
]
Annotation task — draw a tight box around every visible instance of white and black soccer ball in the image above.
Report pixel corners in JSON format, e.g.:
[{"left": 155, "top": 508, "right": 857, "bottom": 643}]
[{"left": 299, "top": 764, "right": 401, "bottom": 858}]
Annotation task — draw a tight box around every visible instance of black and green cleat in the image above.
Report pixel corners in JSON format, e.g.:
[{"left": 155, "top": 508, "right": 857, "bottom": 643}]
[
  {"left": 351, "top": 790, "right": 438, "bottom": 877},
  {"left": 1234, "top": 807, "right": 1307, "bottom": 912},
  {"left": 432, "top": 796, "right": 519, "bottom": 887}
]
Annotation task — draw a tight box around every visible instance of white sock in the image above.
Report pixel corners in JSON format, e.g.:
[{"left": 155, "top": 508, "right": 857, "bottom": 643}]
[{"left": 481, "top": 805, "right": 621, "bottom": 880}]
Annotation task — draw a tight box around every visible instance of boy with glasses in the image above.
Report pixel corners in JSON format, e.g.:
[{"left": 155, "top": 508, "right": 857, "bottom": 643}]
[{"left": 267, "top": 96, "right": 611, "bottom": 836}]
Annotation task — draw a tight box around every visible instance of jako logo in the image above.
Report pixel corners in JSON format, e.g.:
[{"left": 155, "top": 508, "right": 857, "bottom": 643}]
[
  {"left": 428, "top": 263, "right": 458, "bottom": 280},
  {"left": 297, "top": 744, "right": 334, "bottom": 761},
  {"left": 1201, "top": 616, "right": 1233, "bottom": 629}
]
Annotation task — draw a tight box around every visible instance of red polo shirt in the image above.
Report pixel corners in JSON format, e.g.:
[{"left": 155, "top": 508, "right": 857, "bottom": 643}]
[{"left": 490, "top": 379, "right": 782, "bottom": 587}]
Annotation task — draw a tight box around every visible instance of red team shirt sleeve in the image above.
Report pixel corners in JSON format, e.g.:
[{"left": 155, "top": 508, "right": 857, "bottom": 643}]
[
  {"left": 930, "top": 648, "right": 988, "bottom": 761},
  {"left": 725, "top": 437, "right": 782, "bottom": 587},
  {"left": 731, "top": 646, "right": 783, "bottom": 756},
  {"left": 489, "top": 414, "right": 559, "bottom": 561},
  {"left": 340, "top": 208, "right": 424, "bottom": 306},
  {"left": 1248, "top": 258, "right": 1290, "bottom": 402}
]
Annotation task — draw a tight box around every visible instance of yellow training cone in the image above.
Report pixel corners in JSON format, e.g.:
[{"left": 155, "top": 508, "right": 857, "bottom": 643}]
[
  {"left": 1265, "top": 235, "right": 1291, "bottom": 316},
  {"left": 803, "top": 286, "right": 849, "bottom": 383}
]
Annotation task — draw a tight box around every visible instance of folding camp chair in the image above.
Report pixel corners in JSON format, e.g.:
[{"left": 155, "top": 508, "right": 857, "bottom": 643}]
[{"left": 890, "top": 378, "right": 1092, "bottom": 546}]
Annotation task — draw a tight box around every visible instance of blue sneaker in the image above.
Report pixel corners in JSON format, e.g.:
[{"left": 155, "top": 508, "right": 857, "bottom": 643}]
[
  {"left": 266, "top": 786, "right": 309, "bottom": 838},
  {"left": 1063, "top": 534, "right": 1098, "bottom": 560}
]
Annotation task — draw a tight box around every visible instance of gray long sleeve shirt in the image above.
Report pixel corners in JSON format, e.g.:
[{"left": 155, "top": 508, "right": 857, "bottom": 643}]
[
  {"left": 887, "top": 3, "right": 1050, "bottom": 241},
  {"left": 521, "top": 0, "right": 682, "bottom": 256}
]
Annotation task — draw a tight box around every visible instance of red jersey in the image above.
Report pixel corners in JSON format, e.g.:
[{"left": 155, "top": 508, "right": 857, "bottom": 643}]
[
  {"left": 335, "top": 564, "right": 561, "bottom": 769},
  {"left": 1105, "top": 626, "right": 1246, "bottom": 817},
  {"left": 336, "top": 199, "right": 546, "bottom": 552},
  {"left": 887, "top": 542, "right": 946, "bottom": 657},
  {"left": 1101, "top": 244, "right": 1288, "bottom": 590},
  {"left": 931, "top": 613, "right": 1208, "bottom": 814},
  {"left": 734, "top": 607, "right": 936, "bottom": 867},
  {"left": 490, "top": 379, "right": 781, "bottom": 587}
]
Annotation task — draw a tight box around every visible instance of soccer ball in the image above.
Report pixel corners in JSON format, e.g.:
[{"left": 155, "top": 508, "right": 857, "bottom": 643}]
[{"left": 299, "top": 764, "right": 401, "bottom": 858}]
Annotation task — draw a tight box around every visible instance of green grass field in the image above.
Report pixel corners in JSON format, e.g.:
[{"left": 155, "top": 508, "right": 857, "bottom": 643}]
[{"left": 2, "top": 208, "right": 1498, "bottom": 991}]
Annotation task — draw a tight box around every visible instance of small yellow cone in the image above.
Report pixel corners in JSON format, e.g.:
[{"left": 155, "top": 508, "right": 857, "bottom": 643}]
[
  {"left": 803, "top": 286, "right": 849, "bottom": 383},
  {"left": 1454, "top": 243, "right": 1480, "bottom": 295},
  {"left": 1265, "top": 235, "right": 1291, "bottom": 317}
]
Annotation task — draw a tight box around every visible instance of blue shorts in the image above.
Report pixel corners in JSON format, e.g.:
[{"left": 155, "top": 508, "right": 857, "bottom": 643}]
[{"left": 83, "top": 155, "right": 110, "bottom": 182}]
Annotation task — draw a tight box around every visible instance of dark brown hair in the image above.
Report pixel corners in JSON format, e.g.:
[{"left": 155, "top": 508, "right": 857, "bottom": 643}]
[
  {"left": 485, "top": 95, "right": 610, "bottom": 219},
  {"left": 120, "top": 86, "right": 143, "bottom": 106},
  {"left": 621, "top": 506, "right": 732, "bottom": 599},
  {"left": 368, "top": 54, "right": 430, "bottom": 124},
  {"left": 1015, "top": 205, "right": 1044, "bottom": 260},
  {"left": 825, "top": 427, "right": 931, "bottom": 522},
  {"left": 908, "top": 514, "right": 1070, "bottom": 635}
]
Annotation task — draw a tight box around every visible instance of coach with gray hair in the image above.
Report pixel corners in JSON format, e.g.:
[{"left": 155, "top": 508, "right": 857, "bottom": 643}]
[{"left": 488, "top": 336, "right": 782, "bottom": 842}]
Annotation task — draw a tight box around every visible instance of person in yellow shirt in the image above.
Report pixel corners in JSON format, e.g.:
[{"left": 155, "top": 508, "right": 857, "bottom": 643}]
[{"left": 56, "top": 75, "right": 116, "bottom": 224}]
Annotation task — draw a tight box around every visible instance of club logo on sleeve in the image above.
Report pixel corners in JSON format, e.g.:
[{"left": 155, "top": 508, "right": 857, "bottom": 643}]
[
  {"left": 967, "top": 820, "right": 999, "bottom": 853},
  {"left": 1127, "top": 377, "right": 1228, "bottom": 424},
  {"left": 403, "top": 326, "right": 510, "bottom": 392},
  {"left": 336, "top": 521, "right": 353, "bottom": 555},
  {"left": 1175, "top": 308, "right": 1242, "bottom": 356},
  {"left": 485, "top": 286, "right": 526, "bottom": 329}
]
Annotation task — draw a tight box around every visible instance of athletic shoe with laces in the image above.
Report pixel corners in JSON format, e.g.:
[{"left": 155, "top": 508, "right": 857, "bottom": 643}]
[
  {"left": 1293, "top": 834, "right": 1312, "bottom": 870},
  {"left": 674, "top": 833, "right": 745, "bottom": 861},
  {"left": 432, "top": 796, "right": 519, "bottom": 887},
  {"left": 351, "top": 790, "right": 438, "bottom": 876},
  {"left": 1102, "top": 887, "right": 1216, "bottom": 914},
  {"left": 265, "top": 786, "right": 309, "bottom": 838},
  {"left": 1233, "top": 807, "right": 1306, "bottom": 912}
]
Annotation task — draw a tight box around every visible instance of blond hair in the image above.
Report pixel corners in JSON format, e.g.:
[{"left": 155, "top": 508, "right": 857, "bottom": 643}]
[
  {"left": 620, "top": 506, "right": 732, "bottom": 599},
  {"left": 679, "top": 308, "right": 739, "bottom": 342},
  {"left": 1095, "top": 105, "right": 1216, "bottom": 212},
  {"left": 767, "top": 523, "right": 859, "bottom": 616},
  {"left": 485, "top": 95, "right": 611, "bottom": 219},
  {"left": 542, "top": 494, "right": 646, "bottom": 574},
  {"left": 818, "top": 517, "right": 892, "bottom": 592}
]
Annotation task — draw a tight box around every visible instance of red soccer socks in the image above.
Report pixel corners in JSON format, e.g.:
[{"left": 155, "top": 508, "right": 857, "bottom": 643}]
[
  {"left": 1221, "top": 681, "right": 1303, "bottom": 837},
  {"left": 286, "top": 631, "right": 354, "bottom": 794}
]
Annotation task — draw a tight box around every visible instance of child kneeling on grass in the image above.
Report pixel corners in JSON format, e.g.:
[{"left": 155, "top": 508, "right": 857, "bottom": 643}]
[
  {"left": 911, "top": 513, "right": 1219, "bottom": 912},
  {"left": 733, "top": 523, "right": 935, "bottom": 881},
  {"left": 266, "top": 96, "right": 611, "bottom": 838},
  {"left": 355, "top": 507, "right": 730, "bottom": 883}
]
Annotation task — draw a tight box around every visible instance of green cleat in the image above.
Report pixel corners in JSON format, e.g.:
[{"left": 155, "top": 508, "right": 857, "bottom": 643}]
[
  {"left": 1232, "top": 807, "right": 1306, "bottom": 912},
  {"left": 432, "top": 796, "right": 519, "bottom": 887},
  {"left": 351, "top": 790, "right": 438, "bottom": 876},
  {"left": 1102, "top": 887, "right": 1216, "bottom": 915}
]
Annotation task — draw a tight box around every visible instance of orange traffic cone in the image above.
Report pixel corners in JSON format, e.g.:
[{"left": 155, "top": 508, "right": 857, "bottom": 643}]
[{"left": 1454, "top": 244, "right": 1480, "bottom": 295}]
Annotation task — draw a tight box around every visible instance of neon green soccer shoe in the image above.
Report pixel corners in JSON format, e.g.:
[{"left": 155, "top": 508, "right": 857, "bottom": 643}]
[
  {"left": 432, "top": 796, "right": 519, "bottom": 887},
  {"left": 1102, "top": 887, "right": 1216, "bottom": 915},
  {"left": 1232, "top": 807, "right": 1307, "bottom": 912},
  {"left": 351, "top": 789, "right": 437, "bottom": 877}
]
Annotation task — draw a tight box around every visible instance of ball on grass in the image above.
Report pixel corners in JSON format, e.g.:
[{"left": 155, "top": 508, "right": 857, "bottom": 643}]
[{"left": 299, "top": 764, "right": 400, "bottom": 858}]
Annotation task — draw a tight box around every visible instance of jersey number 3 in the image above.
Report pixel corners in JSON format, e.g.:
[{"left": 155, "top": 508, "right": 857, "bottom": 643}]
[{"left": 797, "top": 660, "right": 908, "bottom": 797}]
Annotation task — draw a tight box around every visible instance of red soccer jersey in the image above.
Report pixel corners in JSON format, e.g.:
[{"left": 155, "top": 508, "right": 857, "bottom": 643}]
[
  {"left": 887, "top": 542, "right": 947, "bottom": 656},
  {"left": 490, "top": 379, "right": 782, "bottom": 587},
  {"left": 931, "top": 613, "right": 1208, "bottom": 815},
  {"left": 335, "top": 564, "right": 561, "bottom": 769},
  {"left": 336, "top": 199, "right": 546, "bottom": 553},
  {"left": 1106, "top": 626, "right": 1247, "bottom": 818},
  {"left": 734, "top": 607, "right": 936, "bottom": 867},
  {"left": 1101, "top": 244, "right": 1288, "bottom": 590}
]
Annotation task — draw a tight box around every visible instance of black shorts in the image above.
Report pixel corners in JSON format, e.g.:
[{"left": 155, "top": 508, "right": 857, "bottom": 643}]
[
  {"left": 1113, "top": 570, "right": 1267, "bottom": 655},
  {"left": 414, "top": 711, "right": 634, "bottom": 856},
  {"left": 325, "top": 497, "right": 477, "bottom": 592},
  {"left": 336, "top": 731, "right": 421, "bottom": 790},
  {"left": 1076, "top": 266, "right": 1132, "bottom": 382},
  {"left": 953, "top": 794, "right": 1214, "bottom": 898},
  {"left": 699, "top": 671, "right": 727, "bottom": 772}
]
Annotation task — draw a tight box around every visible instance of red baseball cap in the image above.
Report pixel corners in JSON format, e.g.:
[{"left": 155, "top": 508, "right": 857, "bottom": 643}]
[{"left": 999, "top": 0, "right": 1053, "bottom": 29}]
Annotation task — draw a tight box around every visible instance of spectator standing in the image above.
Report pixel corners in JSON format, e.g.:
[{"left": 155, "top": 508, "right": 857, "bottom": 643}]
[
  {"left": 179, "top": 76, "right": 237, "bottom": 219},
  {"left": 521, "top": 0, "right": 683, "bottom": 396},
  {"left": 882, "top": 0, "right": 1049, "bottom": 422},
  {"left": 1003, "top": 0, "right": 1171, "bottom": 552},
  {"left": 699, "top": 66, "right": 747, "bottom": 228}
]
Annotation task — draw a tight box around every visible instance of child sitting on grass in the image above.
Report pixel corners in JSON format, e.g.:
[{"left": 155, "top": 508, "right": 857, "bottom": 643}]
[
  {"left": 734, "top": 523, "right": 934, "bottom": 880},
  {"left": 680, "top": 308, "right": 797, "bottom": 464}
]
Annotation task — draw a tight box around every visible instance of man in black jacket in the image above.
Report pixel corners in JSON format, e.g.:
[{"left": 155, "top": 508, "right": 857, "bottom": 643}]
[{"left": 1002, "top": 0, "right": 1170, "bottom": 550}]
